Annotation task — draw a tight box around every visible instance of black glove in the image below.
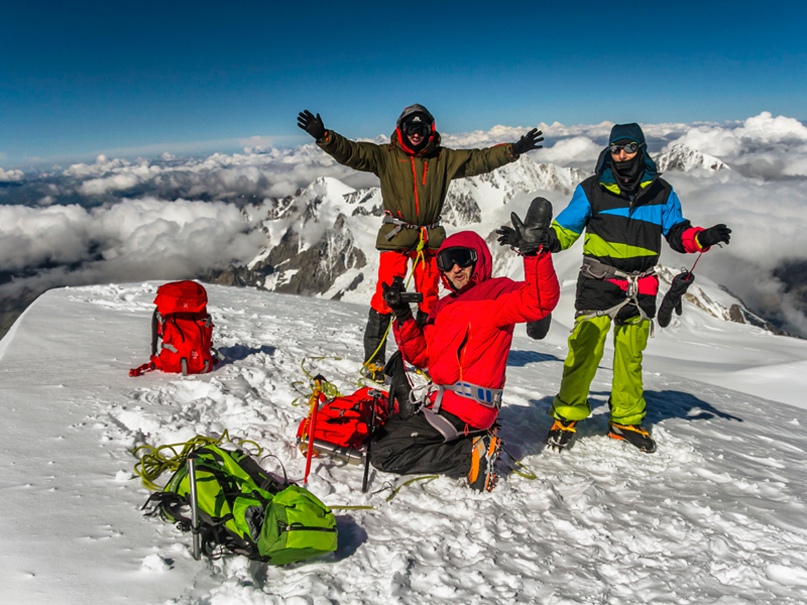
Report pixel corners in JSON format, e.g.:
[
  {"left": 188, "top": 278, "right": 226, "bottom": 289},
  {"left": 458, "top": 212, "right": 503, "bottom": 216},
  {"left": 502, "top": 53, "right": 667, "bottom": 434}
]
[
  {"left": 697, "top": 224, "right": 731, "bottom": 248},
  {"left": 495, "top": 224, "right": 519, "bottom": 248},
  {"left": 382, "top": 276, "right": 413, "bottom": 321},
  {"left": 657, "top": 271, "right": 695, "bottom": 328},
  {"left": 297, "top": 110, "right": 326, "bottom": 140},
  {"left": 511, "top": 128, "right": 544, "bottom": 156},
  {"left": 500, "top": 197, "right": 553, "bottom": 255},
  {"left": 526, "top": 314, "right": 551, "bottom": 340}
]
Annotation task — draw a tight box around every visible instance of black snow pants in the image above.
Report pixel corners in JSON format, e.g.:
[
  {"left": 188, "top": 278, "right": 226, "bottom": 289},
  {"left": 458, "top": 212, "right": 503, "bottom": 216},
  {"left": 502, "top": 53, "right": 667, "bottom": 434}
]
[{"left": 369, "top": 409, "right": 474, "bottom": 478}]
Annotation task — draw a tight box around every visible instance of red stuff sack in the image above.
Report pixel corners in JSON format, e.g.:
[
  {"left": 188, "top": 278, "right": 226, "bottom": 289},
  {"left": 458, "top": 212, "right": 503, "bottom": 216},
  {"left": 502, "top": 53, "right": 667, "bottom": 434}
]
[
  {"left": 297, "top": 387, "right": 390, "bottom": 453},
  {"left": 129, "top": 280, "right": 217, "bottom": 377}
]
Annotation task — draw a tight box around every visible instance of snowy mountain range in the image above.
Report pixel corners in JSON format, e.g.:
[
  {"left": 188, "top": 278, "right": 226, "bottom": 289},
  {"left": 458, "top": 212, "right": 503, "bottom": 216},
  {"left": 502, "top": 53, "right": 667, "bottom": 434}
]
[
  {"left": 203, "top": 148, "right": 767, "bottom": 335},
  {"left": 2, "top": 111, "right": 807, "bottom": 340}
]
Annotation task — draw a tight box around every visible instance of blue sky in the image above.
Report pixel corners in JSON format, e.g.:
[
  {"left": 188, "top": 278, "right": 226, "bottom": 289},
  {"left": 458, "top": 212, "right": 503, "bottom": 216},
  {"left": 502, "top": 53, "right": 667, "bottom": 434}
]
[{"left": 1, "top": 0, "right": 804, "bottom": 169}]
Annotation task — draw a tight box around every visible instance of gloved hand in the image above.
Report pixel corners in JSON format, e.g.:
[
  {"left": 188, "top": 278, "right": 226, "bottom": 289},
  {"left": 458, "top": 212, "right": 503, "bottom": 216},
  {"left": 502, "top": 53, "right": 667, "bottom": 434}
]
[
  {"left": 499, "top": 197, "right": 553, "bottom": 255},
  {"left": 526, "top": 314, "right": 551, "bottom": 340},
  {"left": 697, "top": 224, "right": 731, "bottom": 248},
  {"left": 495, "top": 224, "right": 519, "bottom": 247},
  {"left": 511, "top": 128, "right": 544, "bottom": 156},
  {"left": 382, "top": 276, "right": 413, "bottom": 321},
  {"left": 297, "top": 110, "right": 326, "bottom": 140}
]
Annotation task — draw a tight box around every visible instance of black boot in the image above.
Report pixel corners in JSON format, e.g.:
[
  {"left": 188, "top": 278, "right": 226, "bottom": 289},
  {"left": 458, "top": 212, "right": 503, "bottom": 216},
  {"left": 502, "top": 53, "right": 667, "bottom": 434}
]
[{"left": 362, "top": 309, "right": 391, "bottom": 382}]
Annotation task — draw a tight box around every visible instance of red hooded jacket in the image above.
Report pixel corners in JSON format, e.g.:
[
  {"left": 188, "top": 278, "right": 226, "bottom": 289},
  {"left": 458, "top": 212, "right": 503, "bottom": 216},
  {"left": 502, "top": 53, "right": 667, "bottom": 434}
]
[{"left": 392, "top": 231, "right": 560, "bottom": 430}]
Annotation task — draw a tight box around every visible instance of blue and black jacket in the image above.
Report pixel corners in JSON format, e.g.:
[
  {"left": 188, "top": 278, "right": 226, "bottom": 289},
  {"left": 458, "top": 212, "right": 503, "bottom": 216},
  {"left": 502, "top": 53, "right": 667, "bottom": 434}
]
[{"left": 549, "top": 149, "right": 698, "bottom": 316}]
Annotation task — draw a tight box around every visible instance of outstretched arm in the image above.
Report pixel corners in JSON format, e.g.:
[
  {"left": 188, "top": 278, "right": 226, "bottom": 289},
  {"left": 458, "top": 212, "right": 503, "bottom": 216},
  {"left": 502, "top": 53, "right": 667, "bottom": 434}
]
[{"left": 447, "top": 126, "right": 545, "bottom": 179}]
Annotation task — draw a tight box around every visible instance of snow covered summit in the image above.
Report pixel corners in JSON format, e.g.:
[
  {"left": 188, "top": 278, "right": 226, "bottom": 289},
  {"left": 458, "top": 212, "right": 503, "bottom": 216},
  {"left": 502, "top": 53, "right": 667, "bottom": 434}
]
[{"left": 2, "top": 281, "right": 807, "bottom": 604}]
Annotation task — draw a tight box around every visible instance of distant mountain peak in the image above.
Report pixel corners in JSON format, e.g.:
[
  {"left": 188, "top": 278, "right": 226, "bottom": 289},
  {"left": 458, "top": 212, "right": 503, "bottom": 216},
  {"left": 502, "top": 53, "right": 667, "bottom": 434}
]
[{"left": 655, "top": 144, "right": 729, "bottom": 173}]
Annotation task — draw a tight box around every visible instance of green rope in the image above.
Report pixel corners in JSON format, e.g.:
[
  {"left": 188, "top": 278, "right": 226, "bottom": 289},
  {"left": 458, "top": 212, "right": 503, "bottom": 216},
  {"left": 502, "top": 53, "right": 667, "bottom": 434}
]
[
  {"left": 133, "top": 429, "right": 263, "bottom": 491},
  {"left": 509, "top": 459, "right": 538, "bottom": 480},
  {"left": 384, "top": 475, "right": 440, "bottom": 501},
  {"left": 290, "top": 356, "right": 343, "bottom": 405}
]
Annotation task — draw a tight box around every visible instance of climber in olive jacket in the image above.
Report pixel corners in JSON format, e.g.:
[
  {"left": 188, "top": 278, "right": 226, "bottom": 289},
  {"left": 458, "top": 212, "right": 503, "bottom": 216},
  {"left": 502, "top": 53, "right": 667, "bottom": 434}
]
[{"left": 297, "top": 105, "right": 544, "bottom": 377}]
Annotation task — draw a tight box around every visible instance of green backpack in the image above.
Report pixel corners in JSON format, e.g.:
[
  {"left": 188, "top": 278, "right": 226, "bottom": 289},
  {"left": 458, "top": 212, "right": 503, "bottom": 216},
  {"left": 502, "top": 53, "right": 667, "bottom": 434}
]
[{"left": 143, "top": 444, "right": 338, "bottom": 565}]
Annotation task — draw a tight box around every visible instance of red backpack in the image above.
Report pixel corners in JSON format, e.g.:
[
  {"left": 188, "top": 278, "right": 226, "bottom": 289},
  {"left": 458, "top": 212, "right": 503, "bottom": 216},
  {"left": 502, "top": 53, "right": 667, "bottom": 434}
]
[{"left": 129, "top": 280, "right": 218, "bottom": 377}]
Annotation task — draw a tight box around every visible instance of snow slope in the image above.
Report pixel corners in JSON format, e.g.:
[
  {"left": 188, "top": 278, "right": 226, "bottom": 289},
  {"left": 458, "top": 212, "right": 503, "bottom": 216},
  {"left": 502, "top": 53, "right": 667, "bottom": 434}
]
[{"left": 2, "top": 281, "right": 807, "bottom": 604}]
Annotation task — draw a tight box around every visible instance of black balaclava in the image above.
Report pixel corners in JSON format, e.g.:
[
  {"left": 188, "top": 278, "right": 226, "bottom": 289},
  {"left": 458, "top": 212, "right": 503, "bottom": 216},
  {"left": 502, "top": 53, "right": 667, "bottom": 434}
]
[
  {"left": 611, "top": 140, "right": 645, "bottom": 192},
  {"left": 608, "top": 123, "right": 648, "bottom": 193}
]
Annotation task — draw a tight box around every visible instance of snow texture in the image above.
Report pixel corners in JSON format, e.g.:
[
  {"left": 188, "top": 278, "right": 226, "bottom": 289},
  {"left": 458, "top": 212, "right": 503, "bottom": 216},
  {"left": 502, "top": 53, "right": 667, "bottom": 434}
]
[{"left": 2, "top": 279, "right": 807, "bottom": 604}]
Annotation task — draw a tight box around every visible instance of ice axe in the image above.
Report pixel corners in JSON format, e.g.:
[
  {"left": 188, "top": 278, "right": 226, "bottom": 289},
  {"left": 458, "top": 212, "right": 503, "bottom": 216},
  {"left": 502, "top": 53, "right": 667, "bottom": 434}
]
[
  {"left": 361, "top": 389, "right": 383, "bottom": 493},
  {"left": 302, "top": 374, "right": 327, "bottom": 485}
]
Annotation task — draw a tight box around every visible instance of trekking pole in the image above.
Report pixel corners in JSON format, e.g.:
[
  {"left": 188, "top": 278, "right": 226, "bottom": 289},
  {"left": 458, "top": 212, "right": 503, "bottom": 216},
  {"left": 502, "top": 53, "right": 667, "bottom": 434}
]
[
  {"left": 187, "top": 454, "right": 202, "bottom": 560},
  {"left": 361, "top": 390, "right": 380, "bottom": 493},
  {"left": 303, "top": 375, "right": 326, "bottom": 485}
]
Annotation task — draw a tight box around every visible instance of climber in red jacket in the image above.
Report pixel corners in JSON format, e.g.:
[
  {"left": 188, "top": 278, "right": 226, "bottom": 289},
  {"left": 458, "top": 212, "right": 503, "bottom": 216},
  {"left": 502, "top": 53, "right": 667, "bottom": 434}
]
[{"left": 369, "top": 198, "right": 560, "bottom": 491}]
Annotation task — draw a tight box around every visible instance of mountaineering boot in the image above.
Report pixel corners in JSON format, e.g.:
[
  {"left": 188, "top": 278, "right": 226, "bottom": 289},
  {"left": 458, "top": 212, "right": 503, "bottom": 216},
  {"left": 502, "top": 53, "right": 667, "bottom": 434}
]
[
  {"left": 608, "top": 422, "right": 657, "bottom": 453},
  {"left": 362, "top": 309, "right": 391, "bottom": 383},
  {"left": 546, "top": 418, "right": 577, "bottom": 452},
  {"left": 468, "top": 428, "right": 502, "bottom": 492}
]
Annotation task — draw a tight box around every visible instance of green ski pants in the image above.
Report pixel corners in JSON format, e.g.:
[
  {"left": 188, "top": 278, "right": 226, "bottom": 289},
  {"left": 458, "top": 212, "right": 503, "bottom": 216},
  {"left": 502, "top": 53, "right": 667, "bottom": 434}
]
[{"left": 551, "top": 315, "right": 650, "bottom": 426}]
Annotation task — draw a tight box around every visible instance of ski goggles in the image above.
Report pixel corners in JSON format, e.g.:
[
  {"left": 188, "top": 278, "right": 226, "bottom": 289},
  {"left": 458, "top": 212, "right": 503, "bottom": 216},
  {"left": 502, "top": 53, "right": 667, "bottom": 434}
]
[
  {"left": 609, "top": 141, "right": 642, "bottom": 154},
  {"left": 402, "top": 120, "right": 431, "bottom": 137},
  {"left": 436, "top": 246, "right": 477, "bottom": 272}
]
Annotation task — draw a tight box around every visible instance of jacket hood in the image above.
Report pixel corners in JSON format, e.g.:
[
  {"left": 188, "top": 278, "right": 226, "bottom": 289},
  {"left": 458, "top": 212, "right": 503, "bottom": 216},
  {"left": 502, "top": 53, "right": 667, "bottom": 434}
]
[
  {"left": 609, "top": 122, "right": 646, "bottom": 145},
  {"left": 396, "top": 104, "right": 435, "bottom": 128},
  {"left": 437, "top": 231, "right": 492, "bottom": 292}
]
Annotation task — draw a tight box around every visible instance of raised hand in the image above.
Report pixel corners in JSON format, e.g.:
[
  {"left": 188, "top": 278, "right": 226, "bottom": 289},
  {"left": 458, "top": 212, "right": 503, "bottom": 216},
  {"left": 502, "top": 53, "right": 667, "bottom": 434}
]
[
  {"left": 297, "top": 110, "right": 326, "bottom": 140},
  {"left": 511, "top": 128, "right": 544, "bottom": 156}
]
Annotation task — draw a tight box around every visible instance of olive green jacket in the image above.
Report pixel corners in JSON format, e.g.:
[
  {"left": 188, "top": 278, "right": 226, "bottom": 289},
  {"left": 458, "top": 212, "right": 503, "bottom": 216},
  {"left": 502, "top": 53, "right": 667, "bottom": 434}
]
[{"left": 317, "top": 129, "right": 519, "bottom": 251}]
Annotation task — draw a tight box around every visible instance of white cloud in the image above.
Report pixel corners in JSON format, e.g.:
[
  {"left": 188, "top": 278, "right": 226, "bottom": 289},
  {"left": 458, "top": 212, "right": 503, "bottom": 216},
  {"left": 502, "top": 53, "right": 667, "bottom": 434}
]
[
  {"left": 662, "top": 112, "right": 807, "bottom": 180},
  {"left": 665, "top": 126, "right": 743, "bottom": 157},
  {"left": 735, "top": 112, "right": 807, "bottom": 143},
  {"left": 533, "top": 136, "right": 602, "bottom": 166},
  {"left": 0, "top": 198, "right": 265, "bottom": 296},
  {"left": 0, "top": 167, "right": 25, "bottom": 182}
]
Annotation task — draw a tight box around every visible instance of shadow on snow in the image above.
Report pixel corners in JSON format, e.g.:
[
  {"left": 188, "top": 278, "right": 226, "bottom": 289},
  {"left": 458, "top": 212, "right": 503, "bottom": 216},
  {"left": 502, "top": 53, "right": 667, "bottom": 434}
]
[
  {"left": 217, "top": 344, "right": 277, "bottom": 365},
  {"left": 498, "top": 388, "right": 743, "bottom": 461}
]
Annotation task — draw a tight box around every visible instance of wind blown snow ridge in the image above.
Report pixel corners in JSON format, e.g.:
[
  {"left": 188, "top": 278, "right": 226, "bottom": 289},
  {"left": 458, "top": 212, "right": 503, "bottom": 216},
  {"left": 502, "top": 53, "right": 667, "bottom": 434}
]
[{"left": 2, "top": 282, "right": 807, "bottom": 604}]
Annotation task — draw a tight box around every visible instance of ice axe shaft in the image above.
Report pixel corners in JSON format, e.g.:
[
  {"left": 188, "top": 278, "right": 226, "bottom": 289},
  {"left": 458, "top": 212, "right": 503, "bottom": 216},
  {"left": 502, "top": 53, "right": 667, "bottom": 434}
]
[
  {"left": 187, "top": 455, "right": 201, "bottom": 560},
  {"left": 303, "top": 375, "right": 326, "bottom": 485},
  {"left": 361, "top": 390, "right": 380, "bottom": 493}
]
